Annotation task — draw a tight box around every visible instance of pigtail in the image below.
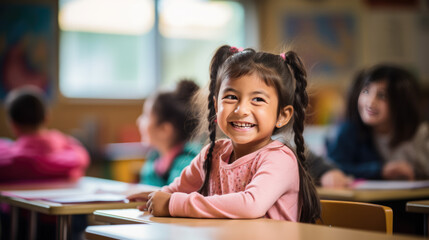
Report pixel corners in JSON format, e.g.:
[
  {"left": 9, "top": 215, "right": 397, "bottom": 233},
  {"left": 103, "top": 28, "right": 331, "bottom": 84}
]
[
  {"left": 176, "top": 79, "right": 200, "bottom": 142},
  {"left": 285, "top": 51, "right": 321, "bottom": 223},
  {"left": 198, "top": 45, "right": 234, "bottom": 195}
]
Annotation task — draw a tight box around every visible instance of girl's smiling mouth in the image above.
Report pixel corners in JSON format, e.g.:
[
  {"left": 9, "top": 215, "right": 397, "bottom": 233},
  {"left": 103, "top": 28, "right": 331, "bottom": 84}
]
[
  {"left": 230, "top": 121, "right": 256, "bottom": 128},
  {"left": 365, "top": 108, "right": 378, "bottom": 116}
]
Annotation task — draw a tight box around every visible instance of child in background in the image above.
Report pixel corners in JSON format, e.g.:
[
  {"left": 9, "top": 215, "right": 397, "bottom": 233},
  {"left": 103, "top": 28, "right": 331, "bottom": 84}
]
[
  {"left": 137, "top": 80, "right": 201, "bottom": 187},
  {"left": 0, "top": 85, "right": 89, "bottom": 182},
  {"left": 0, "top": 85, "right": 90, "bottom": 239},
  {"left": 327, "top": 64, "right": 429, "bottom": 180},
  {"left": 128, "top": 45, "right": 321, "bottom": 223}
]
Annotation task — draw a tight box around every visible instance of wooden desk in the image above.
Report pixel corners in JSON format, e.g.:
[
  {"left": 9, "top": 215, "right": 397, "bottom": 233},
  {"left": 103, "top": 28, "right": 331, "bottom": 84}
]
[
  {"left": 317, "top": 187, "right": 429, "bottom": 202},
  {"left": 0, "top": 177, "right": 158, "bottom": 240},
  {"left": 406, "top": 200, "right": 429, "bottom": 236},
  {"left": 93, "top": 208, "right": 276, "bottom": 227},
  {"left": 85, "top": 221, "right": 425, "bottom": 240}
]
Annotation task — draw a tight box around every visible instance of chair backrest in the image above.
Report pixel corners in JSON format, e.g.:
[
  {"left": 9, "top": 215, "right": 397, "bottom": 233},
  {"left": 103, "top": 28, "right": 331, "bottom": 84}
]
[{"left": 317, "top": 200, "right": 393, "bottom": 234}]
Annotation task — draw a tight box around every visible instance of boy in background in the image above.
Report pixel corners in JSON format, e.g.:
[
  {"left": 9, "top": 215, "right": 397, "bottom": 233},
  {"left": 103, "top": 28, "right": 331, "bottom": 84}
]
[{"left": 0, "top": 85, "right": 89, "bottom": 182}]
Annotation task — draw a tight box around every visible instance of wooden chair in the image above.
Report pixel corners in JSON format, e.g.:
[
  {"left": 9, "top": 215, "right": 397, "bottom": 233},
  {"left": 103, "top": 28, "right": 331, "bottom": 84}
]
[{"left": 317, "top": 200, "right": 393, "bottom": 234}]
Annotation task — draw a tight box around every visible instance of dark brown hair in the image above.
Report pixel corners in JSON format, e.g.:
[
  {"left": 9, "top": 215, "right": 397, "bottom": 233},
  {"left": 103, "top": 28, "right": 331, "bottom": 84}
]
[
  {"left": 198, "top": 45, "right": 320, "bottom": 223},
  {"left": 5, "top": 86, "right": 46, "bottom": 130},
  {"left": 151, "top": 79, "right": 200, "bottom": 146},
  {"left": 346, "top": 64, "right": 421, "bottom": 148}
]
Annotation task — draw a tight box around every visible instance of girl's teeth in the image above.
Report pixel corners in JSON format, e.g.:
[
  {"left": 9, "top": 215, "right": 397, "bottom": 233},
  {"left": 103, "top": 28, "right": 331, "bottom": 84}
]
[{"left": 232, "top": 122, "right": 254, "bottom": 128}]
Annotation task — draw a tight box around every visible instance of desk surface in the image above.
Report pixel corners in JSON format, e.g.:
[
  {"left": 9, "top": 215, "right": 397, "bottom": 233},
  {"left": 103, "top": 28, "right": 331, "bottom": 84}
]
[
  {"left": 317, "top": 187, "right": 429, "bottom": 202},
  {"left": 93, "top": 208, "right": 278, "bottom": 227},
  {"left": 406, "top": 200, "right": 429, "bottom": 214},
  {"left": 86, "top": 221, "right": 425, "bottom": 240},
  {"left": 0, "top": 177, "right": 157, "bottom": 215}
]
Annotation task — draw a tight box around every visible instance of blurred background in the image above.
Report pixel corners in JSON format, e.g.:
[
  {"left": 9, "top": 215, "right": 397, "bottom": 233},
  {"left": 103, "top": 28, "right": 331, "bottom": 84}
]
[{"left": 1, "top": 0, "right": 428, "bottom": 180}]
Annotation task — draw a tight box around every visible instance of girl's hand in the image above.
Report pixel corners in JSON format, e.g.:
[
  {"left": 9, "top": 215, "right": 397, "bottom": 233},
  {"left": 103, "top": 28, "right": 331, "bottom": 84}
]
[
  {"left": 126, "top": 191, "right": 152, "bottom": 211},
  {"left": 382, "top": 161, "right": 415, "bottom": 180},
  {"left": 320, "top": 169, "right": 353, "bottom": 188},
  {"left": 146, "top": 191, "right": 171, "bottom": 217}
]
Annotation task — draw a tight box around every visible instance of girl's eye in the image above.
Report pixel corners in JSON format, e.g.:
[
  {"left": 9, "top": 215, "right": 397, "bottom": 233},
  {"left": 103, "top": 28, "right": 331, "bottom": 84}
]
[
  {"left": 377, "top": 92, "right": 386, "bottom": 100},
  {"left": 361, "top": 88, "right": 369, "bottom": 94},
  {"left": 223, "top": 95, "right": 237, "bottom": 100},
  {"left": 253, "top": 97, "right": 266, "bottom": 102}
]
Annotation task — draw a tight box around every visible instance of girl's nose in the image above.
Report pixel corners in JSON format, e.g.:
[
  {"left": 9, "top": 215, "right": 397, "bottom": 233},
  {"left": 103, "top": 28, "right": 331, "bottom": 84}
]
[
  {"left": 367, "top": 94, "right": 377, "bottom": 108},
  {"left": 234, "top": 102, "right": 250, "bottom": 115}
]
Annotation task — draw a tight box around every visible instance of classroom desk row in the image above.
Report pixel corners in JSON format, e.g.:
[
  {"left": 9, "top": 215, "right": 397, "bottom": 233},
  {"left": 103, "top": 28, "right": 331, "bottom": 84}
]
[
  {"left": 317, "top": 186, "right": 429, "bottom": 202},
  {"left": 2, "top": 177, "right": 429, "bottom": 240},
  {"left": 86, "top": 219, "right": 425, "bottom": 240},
  {"left": 0, "top": 177, "right": 158, "bottom": 240},
  {"left": 407, "top": 200, "right": 429, "bottom": 236},
  {"left": 87, "top": 208, "right": 426, "bottom": 240}
]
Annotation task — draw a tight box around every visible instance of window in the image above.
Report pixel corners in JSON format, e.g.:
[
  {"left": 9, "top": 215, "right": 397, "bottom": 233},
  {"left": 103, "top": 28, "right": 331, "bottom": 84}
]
[{"left": 59, "top": 0, "right": 253, "bottom": 99}]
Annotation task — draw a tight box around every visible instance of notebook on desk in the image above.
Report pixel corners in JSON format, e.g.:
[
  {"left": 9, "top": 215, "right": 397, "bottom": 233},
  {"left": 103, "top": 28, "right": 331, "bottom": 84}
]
[{"left": 352, "top": 179, "right": 429, "bottom": 190}]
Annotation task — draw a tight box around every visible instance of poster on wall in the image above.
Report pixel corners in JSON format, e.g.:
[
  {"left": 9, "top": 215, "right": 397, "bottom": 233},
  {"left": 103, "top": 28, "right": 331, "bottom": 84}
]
[
  {"left": 0, "top": 4, "right": 55, "bottom": 101},
  {"left": 283, "top": 12, "right": 357, "bottom": 79}
]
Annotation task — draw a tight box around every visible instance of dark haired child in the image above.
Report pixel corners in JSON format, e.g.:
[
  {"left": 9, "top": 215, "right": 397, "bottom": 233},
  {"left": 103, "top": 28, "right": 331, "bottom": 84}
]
[
  {"left": 128, "top": 46, "right": 320, "bottom": 223},
  {"left": 0, "top": 85, "right": 89, "bottom": 182},
  {"left": 137, "top": 80, "right": 201, "bottom": 186},
  {"left": 327, "top": 65, "right": 429, "bottom": 180},
  {"left": 0, "top": 85, "right": 90, "bottom": 239}
]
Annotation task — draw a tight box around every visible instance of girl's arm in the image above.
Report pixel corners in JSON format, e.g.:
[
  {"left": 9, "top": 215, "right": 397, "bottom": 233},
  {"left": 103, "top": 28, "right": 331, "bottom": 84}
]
[
  {"left": 165, "top": 150, "right": 298, "bottom": 219},
  {"left": 128, "top": 146, "right": 207, "bottom": 212}
]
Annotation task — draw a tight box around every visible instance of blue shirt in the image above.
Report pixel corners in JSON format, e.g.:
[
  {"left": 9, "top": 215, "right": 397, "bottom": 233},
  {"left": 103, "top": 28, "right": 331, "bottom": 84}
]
[
  {"left": 140, "top": 142, "right": 201, "bottom": 187},
  {"left": 326, "top": 122, "right": 383, "bottom": 179}
]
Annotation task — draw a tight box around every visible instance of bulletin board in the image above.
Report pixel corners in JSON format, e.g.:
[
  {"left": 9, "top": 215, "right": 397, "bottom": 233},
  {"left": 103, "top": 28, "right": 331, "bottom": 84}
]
[{"left": 283, "top": 12, "right": 358, "bottom": 79}]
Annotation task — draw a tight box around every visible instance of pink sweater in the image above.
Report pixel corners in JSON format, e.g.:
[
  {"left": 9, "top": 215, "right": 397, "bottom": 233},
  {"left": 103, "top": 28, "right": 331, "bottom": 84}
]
[
  {"left": 161, "top": 139, "right": 299, "bottom": 221},
  {"left": 0, "top": 129, "right": 89, "bottom": 182}
]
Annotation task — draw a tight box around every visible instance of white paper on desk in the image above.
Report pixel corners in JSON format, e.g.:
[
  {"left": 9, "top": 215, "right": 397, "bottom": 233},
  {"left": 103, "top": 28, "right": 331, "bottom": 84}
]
[
  {"left": 352, "top": 180, "right": 429, "bottom": 190},
  {"left": 1, "top": 188, "right": 94, "bottom": 200},
  {"left": 44, "top": 193, "right": 126, "bottom": 203}
]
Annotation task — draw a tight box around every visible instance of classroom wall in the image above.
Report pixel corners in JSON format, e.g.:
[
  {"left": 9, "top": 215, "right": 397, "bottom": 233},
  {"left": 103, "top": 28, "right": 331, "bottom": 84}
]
[
  {"left": 0, "top": 0, "right": 143, "bottom": 149},
  {"left": 257, "top": 0, "right": 429, "bottom": 123},
  {"left": 1, "top": 0, "right": 428, "bottom": 158},
  {"left": 259, "top": 0, "right": 429, "bottom": 85}
]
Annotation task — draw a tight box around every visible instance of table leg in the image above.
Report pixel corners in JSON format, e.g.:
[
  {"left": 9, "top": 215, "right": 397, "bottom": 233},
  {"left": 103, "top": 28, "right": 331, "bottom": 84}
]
[
  {"left": 29, "top": 211, "right": 37, "bottom": 240},
  {"left": 57, "top": 215, "right": 71, "bottom": 240},
  {"left": 424, "top": 214, "right": 428, "bottom": 237},
  {"left": 10, "top": 206, "right": 18, "bottom": 240}
]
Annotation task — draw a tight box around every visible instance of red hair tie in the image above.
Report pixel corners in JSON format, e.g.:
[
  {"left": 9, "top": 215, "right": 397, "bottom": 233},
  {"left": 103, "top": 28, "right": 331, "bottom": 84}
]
[
  {"left": 280, "top": 53, "right": 286, "bottom": 60},
  {"left": 230, "top": 46, "right": 244, "bottom": 53}
]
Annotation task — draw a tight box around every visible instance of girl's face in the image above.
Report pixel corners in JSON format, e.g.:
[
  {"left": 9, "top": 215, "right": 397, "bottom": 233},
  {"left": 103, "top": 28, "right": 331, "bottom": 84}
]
[
  {"left": 215, "top": 73, "right": 292, "bottom": 155},
  {"left": 137, "top": 99, "right": 172, "bottom": 150},
  {"left": 358, "top": 80, "right": 391, "bottom": 133}
]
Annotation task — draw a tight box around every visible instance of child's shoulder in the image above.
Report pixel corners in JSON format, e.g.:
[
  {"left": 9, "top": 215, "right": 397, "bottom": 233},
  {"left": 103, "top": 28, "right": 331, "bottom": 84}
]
[
  {"left": 254, "top": 141, "right": 298, "bottom": 168},
  {"left": 259, "top": 140, "right": 295, "bottom": 157},
  {"left": 413, "top": 122, "right": 429, "bottom": 142}
]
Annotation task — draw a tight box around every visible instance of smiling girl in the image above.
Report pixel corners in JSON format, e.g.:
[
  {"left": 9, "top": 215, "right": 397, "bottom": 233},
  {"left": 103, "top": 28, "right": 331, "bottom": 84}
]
[
  {"left": 327, "top": 65, "right": 429, "bottom": 180},
  {"left": 128, "top": 45, "right": 321, "bottom": 223}
]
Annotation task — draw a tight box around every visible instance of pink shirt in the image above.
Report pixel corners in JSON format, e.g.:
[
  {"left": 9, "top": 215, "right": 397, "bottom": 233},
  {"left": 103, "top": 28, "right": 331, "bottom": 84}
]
[
  {"left": 162, "top": 139, "right": 299, "bottom": 221},
  {"left": 0, "top": 129, "right": 89, "bottom": 182}
]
